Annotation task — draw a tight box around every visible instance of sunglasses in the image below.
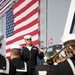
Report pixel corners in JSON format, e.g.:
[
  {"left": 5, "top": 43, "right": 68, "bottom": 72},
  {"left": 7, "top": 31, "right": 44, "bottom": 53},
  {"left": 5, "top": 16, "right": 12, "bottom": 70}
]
[{"left": 26, "top": 38, "right": 32, "bottom": 41}]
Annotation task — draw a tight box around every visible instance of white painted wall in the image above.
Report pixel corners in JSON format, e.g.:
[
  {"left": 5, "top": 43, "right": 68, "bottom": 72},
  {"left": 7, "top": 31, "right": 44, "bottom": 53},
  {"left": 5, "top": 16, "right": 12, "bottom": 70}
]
[{"left": 40, "top": 0, "right": 71, "bottom": 48}]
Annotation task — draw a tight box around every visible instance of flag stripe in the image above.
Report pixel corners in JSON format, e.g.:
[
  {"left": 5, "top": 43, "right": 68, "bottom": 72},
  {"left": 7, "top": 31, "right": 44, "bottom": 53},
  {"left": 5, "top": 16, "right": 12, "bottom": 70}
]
[
  {"left": 14, "top": 18, "right": 38, "bottom": 34},
  {"left": 13, "top": 0, "right": 31, "bottom": 14},
  {"left": 14, "top": 1, "right": 38, "bottom": 25},
  {"left": 12, "top": 0, "right": 25, "bottom": 10},
  {"left": 13, "top": 0, "right": 36, "bottom": 18},
  {"left": 14, "top": 12, "right": 38, "bottom": 31},
  {"left": 14, "top": 7, "right": 38, "bottom": 27}
]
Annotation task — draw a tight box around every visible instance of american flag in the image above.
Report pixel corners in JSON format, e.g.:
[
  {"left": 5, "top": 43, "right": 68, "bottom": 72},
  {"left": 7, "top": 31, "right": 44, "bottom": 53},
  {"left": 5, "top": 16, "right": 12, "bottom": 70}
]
[
  {"left": 0, "top": 0, "right": 11, "bottom": 14},
  {"left": 6, "top": 0, "right": 40, "bottom": 57},
  {"left": 0, "top": 0, "right": 5, "bottom": 5}
]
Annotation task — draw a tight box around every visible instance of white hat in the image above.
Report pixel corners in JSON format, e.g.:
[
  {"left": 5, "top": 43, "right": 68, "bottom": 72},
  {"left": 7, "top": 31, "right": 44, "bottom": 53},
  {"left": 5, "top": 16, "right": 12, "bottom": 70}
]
[
  {"left": 0, "top": 32, "right": 4, "bottom": 43},
  {"left": 61, "top": 34, "right": 75, "bottom": 43},
  {"left": 24, "top": 35, "right": 32, "bottom": 39},
  {"left": 10, "top": 44, "right": 22, "bottom": 50}
]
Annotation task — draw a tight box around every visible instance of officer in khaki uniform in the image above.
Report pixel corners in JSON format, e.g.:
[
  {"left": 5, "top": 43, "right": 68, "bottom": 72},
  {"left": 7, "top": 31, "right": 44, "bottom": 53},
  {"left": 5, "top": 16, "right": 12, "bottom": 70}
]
[{"left": 0, "top": 32, "right": 16, "bottom": 75}]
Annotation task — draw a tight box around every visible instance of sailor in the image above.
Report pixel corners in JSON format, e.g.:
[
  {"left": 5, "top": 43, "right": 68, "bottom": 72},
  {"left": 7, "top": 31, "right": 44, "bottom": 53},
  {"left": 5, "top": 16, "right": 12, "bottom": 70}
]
[
  {"left": 0, "top": 32, "right": 16, "bottom": 75},
  {"left": 10, "top": 44, "right": 28, "bottom": 75},
  {"left": 21, "top": 35, "right": 44, "bottom": 75},
  {"left": 47, "top": 34, "right": 75, "bottom": 75}
]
